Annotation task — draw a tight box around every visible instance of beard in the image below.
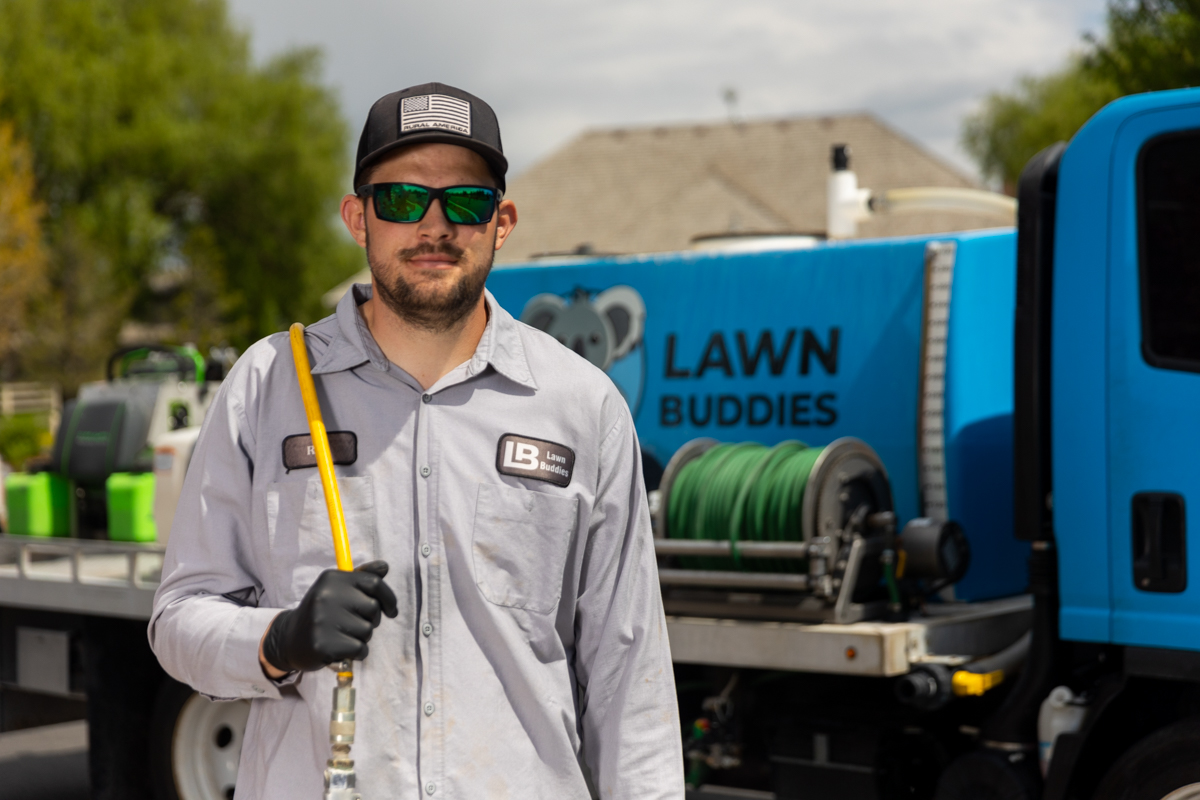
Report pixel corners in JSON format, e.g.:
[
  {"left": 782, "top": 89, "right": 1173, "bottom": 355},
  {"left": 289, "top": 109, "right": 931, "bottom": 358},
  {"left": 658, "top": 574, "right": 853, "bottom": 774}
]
[{"left": 366, "top": 231, "right": 495, "bottom": 332}]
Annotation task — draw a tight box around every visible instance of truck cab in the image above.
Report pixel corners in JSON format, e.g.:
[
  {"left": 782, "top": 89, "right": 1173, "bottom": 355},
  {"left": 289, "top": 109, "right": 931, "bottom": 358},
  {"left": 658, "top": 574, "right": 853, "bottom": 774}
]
[
  {"left": 1050, "top": 88, "right": 1200, "bottom": 650},
  {"left": 990, "top": 86, "right": 1200, "bottom": 800}
]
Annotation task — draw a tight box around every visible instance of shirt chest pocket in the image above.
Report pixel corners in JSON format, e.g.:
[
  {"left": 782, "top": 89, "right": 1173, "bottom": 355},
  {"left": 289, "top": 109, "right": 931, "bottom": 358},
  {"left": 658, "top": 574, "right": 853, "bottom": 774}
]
[
  {"left": 471, "top": 482, "right": 580, "bottom": 614},
  {"left": 266, "top": 476, "right": 378, "bottom": 605}
]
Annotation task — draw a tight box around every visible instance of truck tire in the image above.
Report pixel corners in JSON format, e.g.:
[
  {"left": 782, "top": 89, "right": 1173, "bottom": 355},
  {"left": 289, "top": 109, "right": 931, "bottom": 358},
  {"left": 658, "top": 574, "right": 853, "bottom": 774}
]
[
  {"left": 1093, "top": 717, "right": 1200, "bottom": 800},
  {"left": 933, "top": 749, "right": 1038, "bottom": 800},
  {"left": 149, "top": 677, "right": 251, "bottom": 800}
]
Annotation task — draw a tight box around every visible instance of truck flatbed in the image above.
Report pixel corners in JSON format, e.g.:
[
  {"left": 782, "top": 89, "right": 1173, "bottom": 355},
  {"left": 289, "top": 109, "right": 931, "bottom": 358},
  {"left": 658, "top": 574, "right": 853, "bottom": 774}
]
[
  {"left": 0, "top": 534, "right": 163, "bottom": 620},
  {"left": 0, "top": 534, "right": 1031, "bottom": 678}
]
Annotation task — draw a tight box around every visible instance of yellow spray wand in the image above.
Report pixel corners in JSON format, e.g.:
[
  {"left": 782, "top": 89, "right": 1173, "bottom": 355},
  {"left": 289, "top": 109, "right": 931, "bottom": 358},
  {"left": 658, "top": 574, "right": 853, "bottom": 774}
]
[
  {"left": 289, "top": 322, "right": 362, "bottom": 800},
  {"left": 290, "top": 323, "right": 354, "bottom": 573}
]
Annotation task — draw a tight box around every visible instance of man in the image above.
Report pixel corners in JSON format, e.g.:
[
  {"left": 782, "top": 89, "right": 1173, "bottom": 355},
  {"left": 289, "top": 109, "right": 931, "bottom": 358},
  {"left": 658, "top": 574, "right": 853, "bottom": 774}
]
[{"left": 149, "top": 82, "right": 683, "bottom": 798}]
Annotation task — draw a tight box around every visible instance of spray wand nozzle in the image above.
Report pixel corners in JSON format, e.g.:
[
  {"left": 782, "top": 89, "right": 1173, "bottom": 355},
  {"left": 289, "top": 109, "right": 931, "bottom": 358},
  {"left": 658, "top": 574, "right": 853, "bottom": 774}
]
[{"left": 324, "top": 660, "right": 361, "bottom": 800}]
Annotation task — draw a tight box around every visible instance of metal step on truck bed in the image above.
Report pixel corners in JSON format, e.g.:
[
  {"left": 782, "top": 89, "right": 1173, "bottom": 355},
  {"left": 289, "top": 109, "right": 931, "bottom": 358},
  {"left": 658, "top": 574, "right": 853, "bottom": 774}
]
[
  {"left": 667, "top": 594, "right": 1032, "bottom": 677},
  {"left": 0, "top": 534, "right": 163, "bottom": 620}
]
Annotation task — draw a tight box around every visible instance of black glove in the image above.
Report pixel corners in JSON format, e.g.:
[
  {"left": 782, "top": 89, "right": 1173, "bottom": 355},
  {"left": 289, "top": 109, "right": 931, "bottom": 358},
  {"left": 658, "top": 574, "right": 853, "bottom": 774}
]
[{"left": 262, "top": 560, "right": 399, "bottom": 673}]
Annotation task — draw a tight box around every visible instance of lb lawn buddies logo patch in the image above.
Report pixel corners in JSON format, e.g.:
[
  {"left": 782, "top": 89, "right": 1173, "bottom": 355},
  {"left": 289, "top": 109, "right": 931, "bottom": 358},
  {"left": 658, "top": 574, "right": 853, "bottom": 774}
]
[
  {"left": 496, "top": 433, "right": 575, "bottom": 488},
  {"left": 282, "top": 432, "right": 357, "bottom": 471},
  {"left": 400, "top": 94, "right": 471, "bottom": 136},
  {"left": 520, "top": 286, "right": 646, "bottom": 416}
]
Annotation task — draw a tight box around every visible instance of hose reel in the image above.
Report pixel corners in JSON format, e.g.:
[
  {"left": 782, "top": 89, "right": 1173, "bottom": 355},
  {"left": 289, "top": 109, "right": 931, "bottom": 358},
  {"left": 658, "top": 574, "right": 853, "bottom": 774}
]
[{"left": 653, "top": 437, "right": 896, "bottom": 623}]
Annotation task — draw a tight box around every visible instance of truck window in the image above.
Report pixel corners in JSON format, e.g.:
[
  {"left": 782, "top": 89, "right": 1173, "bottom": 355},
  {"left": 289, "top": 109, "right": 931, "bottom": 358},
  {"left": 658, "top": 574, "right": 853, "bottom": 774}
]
[{"left": 1139, "top": 129, "right": 1200, "bottom": 372}]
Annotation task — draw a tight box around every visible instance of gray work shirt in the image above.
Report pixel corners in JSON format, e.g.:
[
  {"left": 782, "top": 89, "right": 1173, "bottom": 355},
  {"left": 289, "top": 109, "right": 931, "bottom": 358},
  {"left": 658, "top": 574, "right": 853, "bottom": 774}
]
[{"left": 149, "top": 285, "right": 683, "bottom": 799}]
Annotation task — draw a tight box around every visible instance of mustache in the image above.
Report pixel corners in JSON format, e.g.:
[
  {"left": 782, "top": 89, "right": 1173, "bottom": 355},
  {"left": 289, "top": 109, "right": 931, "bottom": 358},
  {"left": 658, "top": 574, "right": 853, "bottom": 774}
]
[{"left": 396, "top": 242, "right": 465, "bottom": 261}]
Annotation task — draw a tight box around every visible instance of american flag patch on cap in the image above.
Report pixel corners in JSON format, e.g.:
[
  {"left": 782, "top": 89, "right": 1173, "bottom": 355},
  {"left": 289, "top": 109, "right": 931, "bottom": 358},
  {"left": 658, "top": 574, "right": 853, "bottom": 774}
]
[{"left": 400, "top": 94, "right": 471, "bottom": 136}]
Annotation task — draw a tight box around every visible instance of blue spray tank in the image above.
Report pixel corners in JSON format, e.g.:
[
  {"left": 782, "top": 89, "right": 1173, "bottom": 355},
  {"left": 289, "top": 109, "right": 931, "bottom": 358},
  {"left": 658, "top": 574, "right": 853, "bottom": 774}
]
[{"left": 487, "top": 227, "right": 1027, "bottom": 603}]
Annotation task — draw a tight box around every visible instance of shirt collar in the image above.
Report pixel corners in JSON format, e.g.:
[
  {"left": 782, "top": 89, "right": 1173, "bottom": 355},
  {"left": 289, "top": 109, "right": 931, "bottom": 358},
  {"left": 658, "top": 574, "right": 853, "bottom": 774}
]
[
  {"left": 310, "top": 283, "right": 383, "bottom": 375},
  {"left": 472, "top": 289, "right": 538, "bottom": 389},
  {"left": 312, "top": 283, "right": 538, "bottom": 391}
]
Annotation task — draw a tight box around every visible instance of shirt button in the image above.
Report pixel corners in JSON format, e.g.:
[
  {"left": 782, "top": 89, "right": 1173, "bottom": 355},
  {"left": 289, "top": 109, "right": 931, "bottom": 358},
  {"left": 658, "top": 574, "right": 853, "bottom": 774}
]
[
  {"left": 422, "top": 393, "right": 432, "bottom": 403},
  {"left": 421, "top": 543, "right": 431, "bottom": 557},
  {"left": 420, "top": 465, "right": 431, "bottom": 478},
  {"left": 425, "top": 783, "right": 436, "bottom": 795},
  {"left": 422, "top": 622, "right": 433, "bottom": 637},
  {"left": 424, "top": 701, "right": 435, "bottom": 716}
]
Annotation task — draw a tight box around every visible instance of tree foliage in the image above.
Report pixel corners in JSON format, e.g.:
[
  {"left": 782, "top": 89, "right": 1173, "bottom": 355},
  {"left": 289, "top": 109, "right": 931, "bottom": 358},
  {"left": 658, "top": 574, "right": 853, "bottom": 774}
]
[
  {"left": 963, "top": 0, "right": 1200, "bottom": 189},
  {"left": 1095, "top": 0, "right": 1200, "bottom": 92},
  {"left": 0, "top": 121, "right": 46, "bottom": 379},
  {"left": 0, "top": 0, "right": 359, "bottom": 391},
  {"left": 963, "top": 63, "right": 1119, "bottom": 192}
]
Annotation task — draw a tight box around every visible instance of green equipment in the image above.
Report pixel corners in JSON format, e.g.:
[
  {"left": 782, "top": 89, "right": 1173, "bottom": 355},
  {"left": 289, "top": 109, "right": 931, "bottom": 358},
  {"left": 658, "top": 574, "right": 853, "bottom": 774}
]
[
  {"left": 106, "top": 472, "right": 158, "bottom": 543},
  {"left": 3, "top": 344, "right": 223, "bottom": 541},
  {"left": 4, "top": 472, "right": 71, "bottom": 537}
]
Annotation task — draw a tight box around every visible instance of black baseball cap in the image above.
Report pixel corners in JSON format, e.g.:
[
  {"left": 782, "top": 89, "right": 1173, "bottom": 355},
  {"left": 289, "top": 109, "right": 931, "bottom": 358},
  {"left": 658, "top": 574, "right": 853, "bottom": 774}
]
[{"left": 354, "top": 82, "right": 508, "bottom": 192}]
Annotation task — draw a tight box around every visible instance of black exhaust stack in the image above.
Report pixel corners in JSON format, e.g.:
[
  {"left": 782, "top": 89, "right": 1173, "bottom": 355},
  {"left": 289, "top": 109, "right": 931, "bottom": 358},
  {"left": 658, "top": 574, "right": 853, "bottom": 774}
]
[{"left": 935, "top": 143, "right": 1067, "bottom": 799}]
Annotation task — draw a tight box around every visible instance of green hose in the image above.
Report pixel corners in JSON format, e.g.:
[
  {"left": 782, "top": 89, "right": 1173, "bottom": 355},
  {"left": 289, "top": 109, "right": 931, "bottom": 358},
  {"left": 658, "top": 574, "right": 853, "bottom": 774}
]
[{"left": 667, "top": 441, "right": 824, "bottom": 572}]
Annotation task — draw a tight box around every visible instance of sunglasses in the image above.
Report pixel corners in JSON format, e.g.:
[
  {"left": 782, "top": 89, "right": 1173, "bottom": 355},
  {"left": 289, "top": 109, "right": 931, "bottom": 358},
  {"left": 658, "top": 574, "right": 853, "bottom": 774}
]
[{"left": 357, "top": 182, "right": 499, "bottom": 225}]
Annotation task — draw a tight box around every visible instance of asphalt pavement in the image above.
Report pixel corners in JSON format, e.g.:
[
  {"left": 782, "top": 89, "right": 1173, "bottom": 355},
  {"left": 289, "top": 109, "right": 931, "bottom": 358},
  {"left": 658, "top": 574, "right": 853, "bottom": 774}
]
[
  {"left": 0, "top": 720, "right": 90, "bottom": 800},
  {"left": 0, "top": 722, "right": 780, "bottom": 800}
]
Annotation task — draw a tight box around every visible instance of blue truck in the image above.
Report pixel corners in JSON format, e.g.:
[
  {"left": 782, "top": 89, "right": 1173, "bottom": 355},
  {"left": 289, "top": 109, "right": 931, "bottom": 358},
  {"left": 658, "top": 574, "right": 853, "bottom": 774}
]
[
  {"left": 0, "top": 87, "right": 1196, "bottom": 799},
  {"left": 484, "top": 86, "right": 1200, "bottom": 800}
]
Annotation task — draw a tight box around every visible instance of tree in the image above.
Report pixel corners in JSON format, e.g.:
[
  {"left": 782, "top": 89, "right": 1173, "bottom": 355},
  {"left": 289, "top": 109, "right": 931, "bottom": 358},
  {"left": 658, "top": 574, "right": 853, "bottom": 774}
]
[
  {"left": 1095, "top": 0, "right": 1200, "bottom": 93},
  {"left": 963, "top": 63, "right": 1119, "bottom": 193},
  {"left": 0, "top": 0, "right": 359, "bottom": 391},
  {"left": 0, "top": 120, "right": 46, "bottom": 380},
  {"left": 963, "top": 0, "right": 1200, "bottom": 190}
]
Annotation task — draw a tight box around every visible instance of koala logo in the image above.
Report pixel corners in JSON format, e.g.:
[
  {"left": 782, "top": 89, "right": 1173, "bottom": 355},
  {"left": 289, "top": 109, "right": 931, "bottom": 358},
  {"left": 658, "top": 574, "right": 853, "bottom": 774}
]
[{"left": 521, "top": 286, "right": 647, "bottom": 414}]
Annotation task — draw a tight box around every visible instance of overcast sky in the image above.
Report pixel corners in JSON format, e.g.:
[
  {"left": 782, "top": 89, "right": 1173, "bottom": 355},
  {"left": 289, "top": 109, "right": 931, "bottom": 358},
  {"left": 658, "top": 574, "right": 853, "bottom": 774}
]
[{"left": 226, "top": 0, "right": 1108, "bottom": 182}]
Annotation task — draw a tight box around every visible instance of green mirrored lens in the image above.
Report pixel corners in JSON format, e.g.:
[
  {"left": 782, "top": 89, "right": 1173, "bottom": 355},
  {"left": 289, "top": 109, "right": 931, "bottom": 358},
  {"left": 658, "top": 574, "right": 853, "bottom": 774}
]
[
  {"left": 376, "top": 184, "right": 430, "bottom": 222},
  {"left": 442, "top": 187, "right": 496, "bottom": 225}
]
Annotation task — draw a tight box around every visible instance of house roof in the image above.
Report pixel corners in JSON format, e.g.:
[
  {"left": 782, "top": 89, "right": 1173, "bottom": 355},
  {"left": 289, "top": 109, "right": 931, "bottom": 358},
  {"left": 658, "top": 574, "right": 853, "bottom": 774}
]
[{"left": 497, "top": 112, "right": 1003, "bottom": 262}]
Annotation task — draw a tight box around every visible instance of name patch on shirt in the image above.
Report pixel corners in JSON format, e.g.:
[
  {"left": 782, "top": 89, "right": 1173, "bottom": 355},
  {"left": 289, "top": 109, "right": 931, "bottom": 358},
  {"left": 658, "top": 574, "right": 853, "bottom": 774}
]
[
  {"left": 282, "top": 432, "right": 358, "bottom": 471},
  {"left": 496, "top": 433, "right": 575, "bottom": 487}
]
